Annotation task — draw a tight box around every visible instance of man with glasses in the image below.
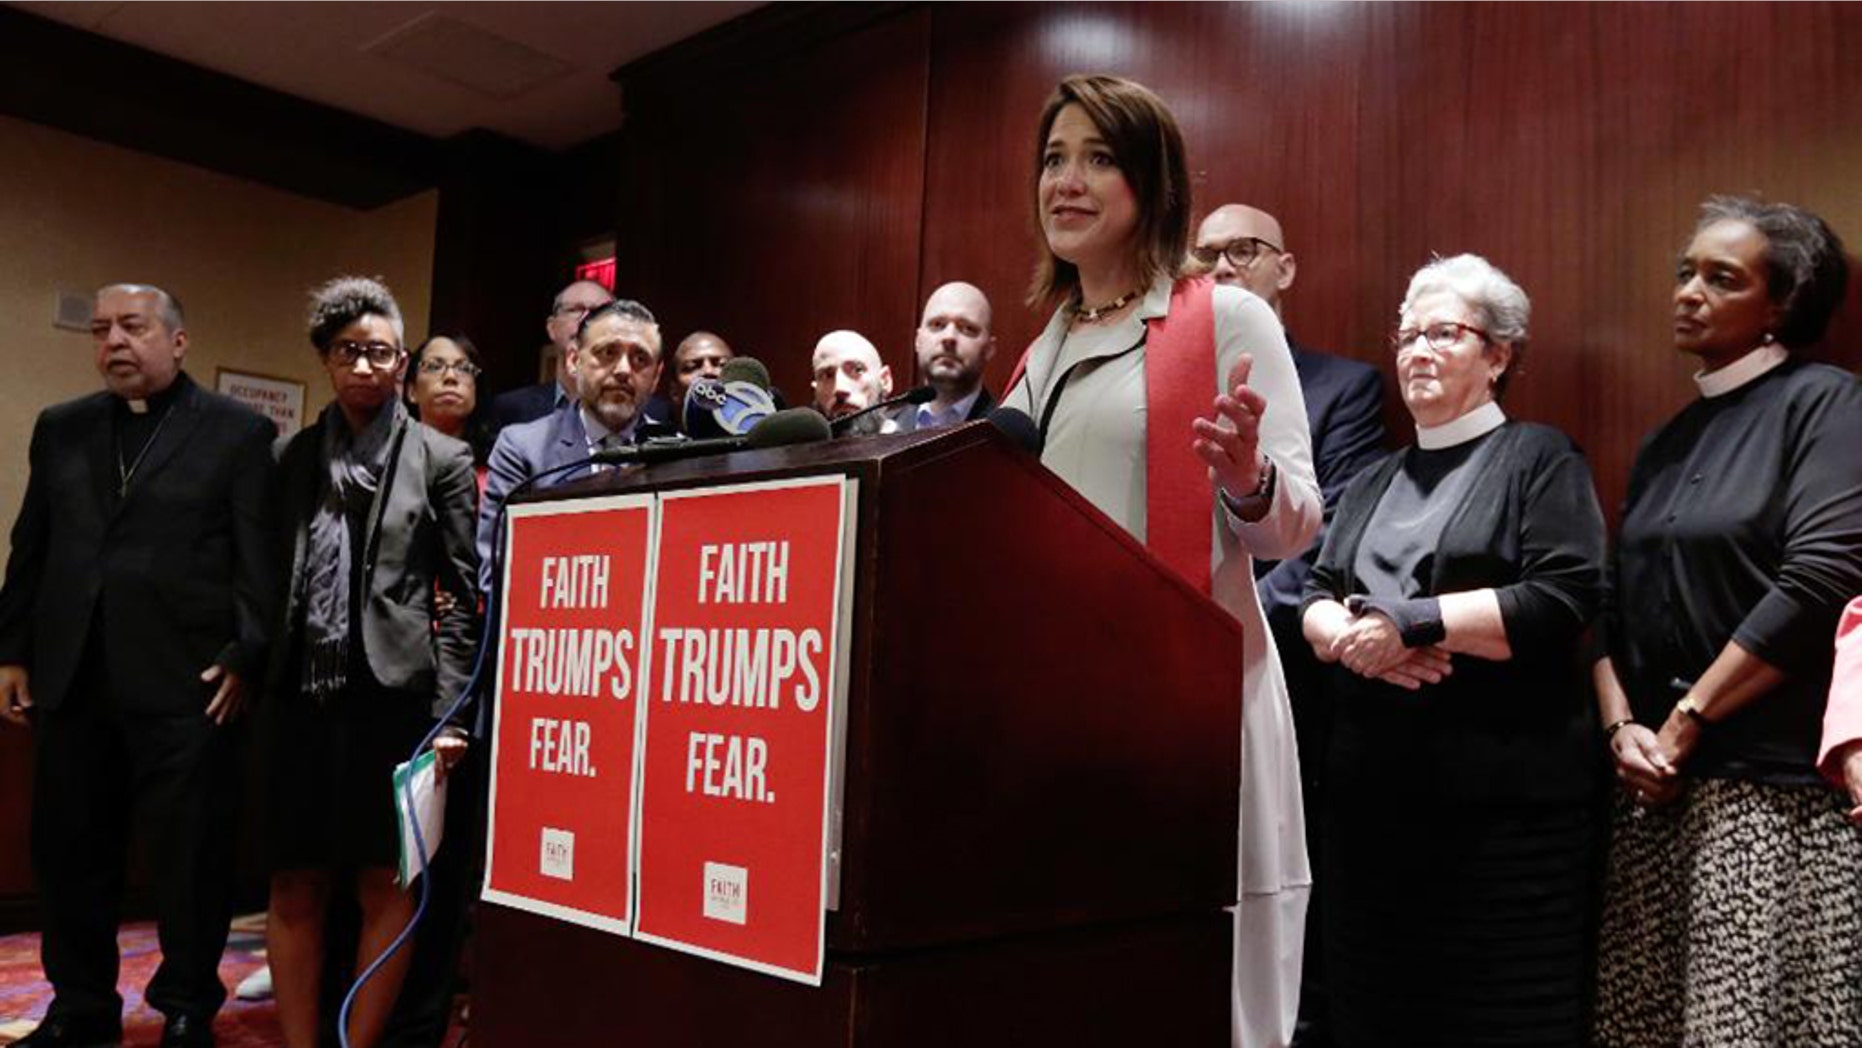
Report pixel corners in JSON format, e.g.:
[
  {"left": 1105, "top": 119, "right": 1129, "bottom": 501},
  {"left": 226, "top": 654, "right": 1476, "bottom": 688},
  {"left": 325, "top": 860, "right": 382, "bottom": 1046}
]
[
  {"left": 0, "top": 284, "right": 276, "bottom": 1048},
  {"left": 477, "top": 300, "right": 675, "bottom": 594},
  {"left": 1193, "top": 203, "right": 1386, "bottom": 1048},
  {"left": 487, "top": 279, "right": 614, "bottom": 433}
]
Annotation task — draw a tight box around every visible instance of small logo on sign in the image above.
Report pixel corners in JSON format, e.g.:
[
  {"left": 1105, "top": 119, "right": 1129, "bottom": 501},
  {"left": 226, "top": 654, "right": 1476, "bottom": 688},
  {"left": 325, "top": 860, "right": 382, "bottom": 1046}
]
[
  {"left": 703, "top": 862, "right": 748, "bottom": 925},
  {"left": 541, "top": 828, "right": 575, "bottom": 881}
]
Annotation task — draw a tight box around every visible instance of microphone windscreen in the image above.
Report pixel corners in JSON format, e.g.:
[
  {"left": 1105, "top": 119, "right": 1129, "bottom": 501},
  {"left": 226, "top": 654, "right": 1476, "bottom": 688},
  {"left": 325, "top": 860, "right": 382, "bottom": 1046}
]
[
  {"left": 719, "top": 356, "right": 772, "bottom": 390},
  {"left": 986, "top": 406, "right": 1042, "bottom": 455},
  {"left": 683, "top": 378, "right": 724, "bottom": 437},
  {"left": 745, "top": 407, "right": 833, "bottom": 449},
  {"left": 684, "top": 375, "right": 776, "bottom": 438}
]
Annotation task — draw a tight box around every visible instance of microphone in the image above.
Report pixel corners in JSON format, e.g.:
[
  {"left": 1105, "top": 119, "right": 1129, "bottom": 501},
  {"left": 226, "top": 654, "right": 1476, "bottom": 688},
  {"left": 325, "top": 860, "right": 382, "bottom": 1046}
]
[
  {"left": 746, "top": 405, "right": 832, "bottom": 448},
  {"left": 683, "top": 358, "right": 778, "bottom": 439},
  {"left": 591, "top": 407, "right": 830, "bottom": 465},
  {"left": 720, "top": 356, "right": 771, "bottom": 390},
  {"left": 720, "top": 357, "right": 790, "bottom": 411},
  {"left": 828, "top": 385, "right": 937, "bottom": 435},
  {"left": 986, "top": 406, "right": 1042, "bottom": 455}
]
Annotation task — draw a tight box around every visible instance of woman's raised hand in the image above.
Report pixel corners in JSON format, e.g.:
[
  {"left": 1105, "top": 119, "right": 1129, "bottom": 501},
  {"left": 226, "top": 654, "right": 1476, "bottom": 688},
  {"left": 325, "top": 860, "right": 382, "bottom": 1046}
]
[{"left": 1192, "top": 354, "right": 1267, "bottom": 500}]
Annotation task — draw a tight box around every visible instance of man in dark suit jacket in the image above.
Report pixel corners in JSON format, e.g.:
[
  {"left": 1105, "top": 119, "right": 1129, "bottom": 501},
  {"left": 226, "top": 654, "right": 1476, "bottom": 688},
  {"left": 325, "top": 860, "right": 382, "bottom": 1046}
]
[
  {"left": 486, "top": 279, "right": 611, "bottom": 433},
  {"left": 479, "top": 300, "right": 674, "bottom": 596},
  {"left": 0, "top": 284, "right": 275, "bottom": 1048},
  {"left": 489, "top": 281, "right": 677, "bottom": 439},
  {"left": 1195, "top": 205, "right": 1385, "bottom": 1047},
  {"left": 887, "top": 282, "right": 1000, "bottom": 433}
]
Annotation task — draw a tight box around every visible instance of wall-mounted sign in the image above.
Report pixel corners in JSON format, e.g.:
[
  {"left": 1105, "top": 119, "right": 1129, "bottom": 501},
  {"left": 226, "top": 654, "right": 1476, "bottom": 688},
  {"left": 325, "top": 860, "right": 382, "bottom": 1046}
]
[
  {"left": 575, "top": 256, "right": 616, "bottom": 292},
  {"left": 215, "top": 368, "right": 305, "bottom": 437}
]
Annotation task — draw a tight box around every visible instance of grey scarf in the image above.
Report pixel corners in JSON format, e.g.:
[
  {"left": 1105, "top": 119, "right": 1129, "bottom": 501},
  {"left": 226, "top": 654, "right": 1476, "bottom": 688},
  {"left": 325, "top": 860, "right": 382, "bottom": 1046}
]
[{"left": 300, "top": 399, "right": 403, "bottom": 701}]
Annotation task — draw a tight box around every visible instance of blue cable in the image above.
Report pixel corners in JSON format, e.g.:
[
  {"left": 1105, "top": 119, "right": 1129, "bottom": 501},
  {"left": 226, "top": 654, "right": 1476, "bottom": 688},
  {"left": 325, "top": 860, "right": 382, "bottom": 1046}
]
[{"left": 336, "top": 456, "right": 599, "bottom": 1048}]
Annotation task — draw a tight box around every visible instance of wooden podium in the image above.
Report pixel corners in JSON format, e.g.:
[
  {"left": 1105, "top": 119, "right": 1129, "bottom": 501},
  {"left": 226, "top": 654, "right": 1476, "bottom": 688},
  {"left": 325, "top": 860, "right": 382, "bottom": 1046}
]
[{"left": 472, "top": 422, "right": 1243, "bottom": 1046}]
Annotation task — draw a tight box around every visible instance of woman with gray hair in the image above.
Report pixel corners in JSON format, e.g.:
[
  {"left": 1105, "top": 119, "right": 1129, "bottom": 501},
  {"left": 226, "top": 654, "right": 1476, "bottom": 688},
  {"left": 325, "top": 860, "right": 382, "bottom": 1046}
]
[
  {"left": 1301, "top": 254, "right": 1607, "bottom": 1044},
  {"left": 1592, "top": 197, "right": 1862, "bottom": 1045}
]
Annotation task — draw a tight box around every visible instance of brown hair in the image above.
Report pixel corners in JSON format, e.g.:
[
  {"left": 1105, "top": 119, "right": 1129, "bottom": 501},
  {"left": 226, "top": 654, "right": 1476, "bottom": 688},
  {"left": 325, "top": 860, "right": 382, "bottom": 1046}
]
[{"left": 1027, "top": 75, "right": 1192, "bottom": 311}]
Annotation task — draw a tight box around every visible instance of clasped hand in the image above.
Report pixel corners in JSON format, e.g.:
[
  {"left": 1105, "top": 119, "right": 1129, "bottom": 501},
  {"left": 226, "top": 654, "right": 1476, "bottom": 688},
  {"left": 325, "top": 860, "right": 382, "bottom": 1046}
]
[
  {"left": 1610, "top": 722, "right": 1683, "bottom": 807},
  {"left": 1326, "top": 610, "right": 1452, "bottom": 691}
]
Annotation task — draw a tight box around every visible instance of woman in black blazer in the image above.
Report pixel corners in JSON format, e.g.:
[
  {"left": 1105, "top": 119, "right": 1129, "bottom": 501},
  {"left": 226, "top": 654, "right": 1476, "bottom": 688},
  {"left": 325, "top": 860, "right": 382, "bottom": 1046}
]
[
  {"left": 264, "top": 277, "right": 480, "bottom": 1048},
  {"left": 1301, "top": 254, "right": 1606, "bottom": 1047}
]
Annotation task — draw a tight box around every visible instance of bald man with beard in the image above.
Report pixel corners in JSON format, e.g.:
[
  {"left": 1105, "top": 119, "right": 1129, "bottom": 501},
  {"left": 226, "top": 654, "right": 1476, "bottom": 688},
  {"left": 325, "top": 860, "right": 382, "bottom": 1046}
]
[{"left": 811, "top": 329, "right": 895, "bottom": 434}]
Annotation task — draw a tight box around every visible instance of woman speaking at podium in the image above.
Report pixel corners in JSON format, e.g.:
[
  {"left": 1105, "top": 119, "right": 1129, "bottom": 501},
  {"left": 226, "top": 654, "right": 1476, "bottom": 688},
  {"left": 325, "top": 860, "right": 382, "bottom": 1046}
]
[{"left": 998, "top": 74, "right": 1321, "bottom": 1047}]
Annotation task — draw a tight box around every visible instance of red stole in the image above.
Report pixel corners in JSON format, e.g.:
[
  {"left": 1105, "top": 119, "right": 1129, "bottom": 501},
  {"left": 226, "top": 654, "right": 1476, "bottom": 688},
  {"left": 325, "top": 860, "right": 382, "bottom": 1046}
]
[{"left": 1006, "top": 278, "right": 1219, "bottom": 594}]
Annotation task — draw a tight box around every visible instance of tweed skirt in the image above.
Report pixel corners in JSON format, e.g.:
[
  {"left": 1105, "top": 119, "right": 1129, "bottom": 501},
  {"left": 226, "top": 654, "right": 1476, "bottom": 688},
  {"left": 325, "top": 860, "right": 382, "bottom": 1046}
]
[{"left": 1593, "top": 777, "right": 1862, "bottom": 1047}]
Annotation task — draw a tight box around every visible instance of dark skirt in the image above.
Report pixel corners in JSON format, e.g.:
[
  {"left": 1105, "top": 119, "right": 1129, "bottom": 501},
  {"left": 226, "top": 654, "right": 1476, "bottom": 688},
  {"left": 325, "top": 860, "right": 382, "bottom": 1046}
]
[
  {"left": 266, "top": 676, "right": 435, "bottom": 872},
  {"left": 1322, "top": 799, "right": 1599, "bottom": 1047}
]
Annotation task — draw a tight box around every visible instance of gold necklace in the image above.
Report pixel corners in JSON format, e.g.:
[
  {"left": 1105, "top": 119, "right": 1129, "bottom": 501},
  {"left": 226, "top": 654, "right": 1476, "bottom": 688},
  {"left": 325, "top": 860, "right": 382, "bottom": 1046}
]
[{"left": 1075, "top": 287, "right": 1142, "bottom": 324}]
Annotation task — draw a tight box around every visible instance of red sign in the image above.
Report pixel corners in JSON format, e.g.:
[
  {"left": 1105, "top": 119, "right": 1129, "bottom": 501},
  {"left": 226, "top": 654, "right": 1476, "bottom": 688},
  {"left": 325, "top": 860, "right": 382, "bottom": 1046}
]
[
  {"left": 482, "top": 496, "right": 653, "bottom": 935},
  {"left": 574, "top": 257, "right": 617, "bottom": 292},
  {"left": 633, "top": 477, "right": 853, "bottom": 984}
]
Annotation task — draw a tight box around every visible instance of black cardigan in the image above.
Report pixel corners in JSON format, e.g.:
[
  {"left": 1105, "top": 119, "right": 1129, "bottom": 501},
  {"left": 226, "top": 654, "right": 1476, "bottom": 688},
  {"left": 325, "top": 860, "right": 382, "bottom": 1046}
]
[
  {"left": 1302, "top": 421, "right": 1607, "bottom": 803},
  {"left": 1603, "top": 359, "right": 1862, "bottom": 785}
]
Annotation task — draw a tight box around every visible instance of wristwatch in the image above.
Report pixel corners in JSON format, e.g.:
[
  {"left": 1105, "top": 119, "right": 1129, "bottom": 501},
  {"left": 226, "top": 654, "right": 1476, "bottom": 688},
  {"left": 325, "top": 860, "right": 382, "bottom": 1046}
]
[{"left": 1675, "top": 694, "right": 1712, "bottom": 728}]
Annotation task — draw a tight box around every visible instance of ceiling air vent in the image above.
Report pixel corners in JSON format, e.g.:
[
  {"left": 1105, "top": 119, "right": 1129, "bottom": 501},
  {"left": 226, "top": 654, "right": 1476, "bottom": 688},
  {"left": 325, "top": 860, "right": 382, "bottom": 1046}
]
[{"left": 363, "top": 13, "right": 572, "bottom": 100}]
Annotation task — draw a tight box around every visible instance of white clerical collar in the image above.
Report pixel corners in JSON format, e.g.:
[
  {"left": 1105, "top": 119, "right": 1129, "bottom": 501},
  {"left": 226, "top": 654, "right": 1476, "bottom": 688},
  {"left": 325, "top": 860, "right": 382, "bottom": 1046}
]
[
  {"left": 1416, "top": 401, "right": 1506, "bottom": 450},
  {"left": 1696, "top": 343, "right": 1788, "bottom": 398}
]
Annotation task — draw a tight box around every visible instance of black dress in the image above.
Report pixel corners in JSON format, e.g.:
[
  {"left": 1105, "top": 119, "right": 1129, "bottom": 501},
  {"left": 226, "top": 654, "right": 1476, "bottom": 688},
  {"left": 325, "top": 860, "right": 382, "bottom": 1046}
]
[{"left": 1303, "top": 420, "right": 1607, "bottom": 1047}]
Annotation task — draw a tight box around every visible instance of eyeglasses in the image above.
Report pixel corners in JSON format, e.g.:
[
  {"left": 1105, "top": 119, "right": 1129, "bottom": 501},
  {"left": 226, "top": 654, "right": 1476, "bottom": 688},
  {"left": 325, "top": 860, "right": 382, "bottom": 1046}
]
[
  {"left": 417, "top": 358, "right": 481, "bottom": 379},
  {"left": 552, "top": 302, "right": 604, "bottom": 320},
  {"left": 328, "top": 340, "right": 402, "bottom": 368},
  {"left": 1391, "top": 321, "right": 1490, "bottom": 353},
  {"left": 1190, "top": 237, "right": 1282, "bottom": 270}
]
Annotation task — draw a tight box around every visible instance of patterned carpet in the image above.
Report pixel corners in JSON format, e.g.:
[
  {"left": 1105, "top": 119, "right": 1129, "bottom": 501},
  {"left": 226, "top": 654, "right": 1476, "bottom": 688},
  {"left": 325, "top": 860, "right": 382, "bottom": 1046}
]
[{"left": 0, "top": 916, "right": 277, "bottom": 1046}]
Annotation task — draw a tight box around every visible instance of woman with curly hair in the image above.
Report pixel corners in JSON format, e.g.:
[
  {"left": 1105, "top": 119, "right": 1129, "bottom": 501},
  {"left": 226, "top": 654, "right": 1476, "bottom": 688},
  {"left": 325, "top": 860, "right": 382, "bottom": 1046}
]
[{"left": 264, "top": 277, "right": 479, "bottom": 1048}]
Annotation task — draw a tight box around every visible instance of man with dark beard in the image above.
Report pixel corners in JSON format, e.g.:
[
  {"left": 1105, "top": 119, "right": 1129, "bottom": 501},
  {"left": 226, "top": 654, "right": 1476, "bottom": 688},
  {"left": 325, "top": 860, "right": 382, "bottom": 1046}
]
[{"left": 477, "top": 299, "right": 670, "bottom": 594}]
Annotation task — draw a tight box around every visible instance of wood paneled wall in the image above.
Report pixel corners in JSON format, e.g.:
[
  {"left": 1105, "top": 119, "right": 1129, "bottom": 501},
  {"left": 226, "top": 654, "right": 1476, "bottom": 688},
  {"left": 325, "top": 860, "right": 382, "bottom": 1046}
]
[
  {"left": 613, "top": 6, "right": 931, "bottom": 401},
  {"left": 612, "top": 1, "right": 1862, "bottom": 515}
]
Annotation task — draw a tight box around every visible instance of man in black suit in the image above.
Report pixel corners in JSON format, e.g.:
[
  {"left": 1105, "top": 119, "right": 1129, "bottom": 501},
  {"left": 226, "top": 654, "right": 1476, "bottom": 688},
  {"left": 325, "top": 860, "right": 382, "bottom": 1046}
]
[
  {"left": 1194, "top": 205, "right": 1385, "bottom": 1048},
  {"left": 0, "top": 284, "right": 276, "bottom": 1048},
  {"left": 486, "top": 278, "right": 611, "bottom": 432},
  {"left": 489, "top": 280, "right": 676, "bottom": 434},
  {"left": 889, "top": 281, "right": 998, "bottom": 432}
]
